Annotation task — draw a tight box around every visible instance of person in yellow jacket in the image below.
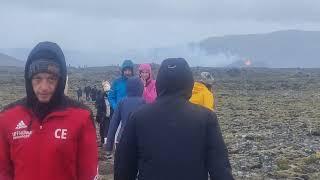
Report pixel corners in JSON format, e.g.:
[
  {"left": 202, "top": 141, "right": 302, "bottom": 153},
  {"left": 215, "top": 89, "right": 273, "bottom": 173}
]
[{"left": 190, "top": 72, "right": 215, "bottom": 111}]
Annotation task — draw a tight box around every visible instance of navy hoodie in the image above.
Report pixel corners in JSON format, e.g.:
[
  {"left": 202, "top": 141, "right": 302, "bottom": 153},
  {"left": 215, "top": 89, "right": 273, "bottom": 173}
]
[
  {"left": 25, "top": 41, "right": 67, "bottom": 120},
  {"left": 105, "top": 77, "right": 145, "bottom": 152}
]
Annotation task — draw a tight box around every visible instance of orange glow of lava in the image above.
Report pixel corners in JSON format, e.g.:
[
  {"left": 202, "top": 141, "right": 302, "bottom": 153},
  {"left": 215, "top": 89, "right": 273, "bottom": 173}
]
[{"left": 245, "top": 60, "right": 252, "bottom": 66}]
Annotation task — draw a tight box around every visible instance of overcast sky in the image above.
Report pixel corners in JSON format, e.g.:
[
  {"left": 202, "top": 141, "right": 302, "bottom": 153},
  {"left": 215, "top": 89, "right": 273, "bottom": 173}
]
[{"left": 1, "top": 0, "right": 320, "bottom": 52}]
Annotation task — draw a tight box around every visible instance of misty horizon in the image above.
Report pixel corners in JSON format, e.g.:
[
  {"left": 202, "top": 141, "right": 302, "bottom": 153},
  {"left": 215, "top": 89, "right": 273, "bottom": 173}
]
[
  {"left": 2, "top": 1, "right": 320, "bottom": 67},
  {"left": 1, "top": 29, "right": 320, "bottom": 68}
]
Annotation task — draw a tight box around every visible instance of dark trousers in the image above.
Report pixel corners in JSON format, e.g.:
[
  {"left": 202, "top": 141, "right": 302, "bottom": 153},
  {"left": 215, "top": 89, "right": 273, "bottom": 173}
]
[
  {"left": 99, "top": 116, "right": 110, "bottom": 144},
  {"left": 104, "top": 108, "right": 114, "bottom": 139}
]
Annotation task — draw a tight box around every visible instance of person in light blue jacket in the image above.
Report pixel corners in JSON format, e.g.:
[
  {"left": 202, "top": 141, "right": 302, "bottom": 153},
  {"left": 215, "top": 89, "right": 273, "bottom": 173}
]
[{"left": 107, "top": 60, "right": 134, "bottom": 110}]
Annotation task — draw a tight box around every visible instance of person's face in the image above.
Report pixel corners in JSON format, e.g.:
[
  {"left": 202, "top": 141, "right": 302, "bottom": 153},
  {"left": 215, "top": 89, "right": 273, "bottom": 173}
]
[
  {"left": 140, "top": 70, "right": 150, "bottom": 80},
  {"left": 32, "top": 73, "right": 59, "bottom": 103},
  {"left": 123, "top": 68, "right": 133, "bottom": 78}
]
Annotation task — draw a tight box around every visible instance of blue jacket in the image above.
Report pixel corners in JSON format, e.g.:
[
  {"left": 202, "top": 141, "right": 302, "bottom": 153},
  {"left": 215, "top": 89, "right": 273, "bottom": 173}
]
[
  {"left": 107, "top": 77, "right": 127, "bottom": 109},
  {"left": 107, "top": 60, "right": 134, "bottom": 109},
  {"left": 106, "top": 77, "right": 145, "bottom": 152}
]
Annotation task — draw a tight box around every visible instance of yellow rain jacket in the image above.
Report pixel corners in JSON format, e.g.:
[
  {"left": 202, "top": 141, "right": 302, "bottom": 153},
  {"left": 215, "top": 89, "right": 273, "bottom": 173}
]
[{"left": 189, "top": 82, "right": 214, "bottom": 111}]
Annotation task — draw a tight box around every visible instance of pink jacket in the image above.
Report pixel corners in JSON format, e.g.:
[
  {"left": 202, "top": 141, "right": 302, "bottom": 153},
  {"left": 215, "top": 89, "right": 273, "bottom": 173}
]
[{"left": 139, "top": 64, "right": 157, "bottom": 103}]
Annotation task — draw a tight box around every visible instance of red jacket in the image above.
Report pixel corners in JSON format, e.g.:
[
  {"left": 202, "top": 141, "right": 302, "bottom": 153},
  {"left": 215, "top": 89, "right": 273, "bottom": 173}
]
[{"left": 0, "top": 99, "right": 98, "bottom": 180}]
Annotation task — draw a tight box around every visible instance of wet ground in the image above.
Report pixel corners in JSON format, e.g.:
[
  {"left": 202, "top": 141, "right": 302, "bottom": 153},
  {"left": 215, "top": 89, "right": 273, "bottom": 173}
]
[{"left": 1, "top": 67, "right": 319, "bottom": 180}]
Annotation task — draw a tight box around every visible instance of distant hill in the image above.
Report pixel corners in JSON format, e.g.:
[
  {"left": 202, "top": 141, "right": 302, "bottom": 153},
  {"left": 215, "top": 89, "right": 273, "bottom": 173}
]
[
  {"left": 0, "top": 48, "right": 122, "bottom": 67},
  {"left": 198, "top": 30, "right": 320, "bottom": 68},
  {"left": 2, "top": 30, "right": 320, "bottom": 67},
  {"left": 0, "top": 53, "right": 24, "bottom": 67}
]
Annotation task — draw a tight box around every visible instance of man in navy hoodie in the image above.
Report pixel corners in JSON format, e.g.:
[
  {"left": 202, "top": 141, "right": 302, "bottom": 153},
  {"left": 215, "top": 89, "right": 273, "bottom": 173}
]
[
  {"left": 114, "top": 58, "right": 233, "bottom": 180},
  {"left": 105, "top": 77, "right": 145, "bottom": 155}
]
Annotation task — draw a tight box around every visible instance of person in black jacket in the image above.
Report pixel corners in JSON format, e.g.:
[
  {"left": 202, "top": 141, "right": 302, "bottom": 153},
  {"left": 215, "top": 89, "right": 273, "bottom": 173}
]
[
  {"left": 91, "top": 85, "right": 97, "bottom": 101},
  {"left": 76, "top": 87, "right": 82, "bottom": 101},
  {"left": 114, "top": 58, "right": 234, "bottom": 180},
  {"left": 84, "top": 85, "right": 91, "bottom": 101},
  {"left": 95, "top": 89, "right": 109, "bottom": 146}
]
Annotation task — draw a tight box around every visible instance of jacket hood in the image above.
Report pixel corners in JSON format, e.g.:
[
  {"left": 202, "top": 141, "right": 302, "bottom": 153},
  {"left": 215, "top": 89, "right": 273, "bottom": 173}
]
[
  {"left": 121, "top": 60, "right": 134, "bottom": 70},
  {"left": 138, "top": 63, "right": 154, "bottom": 80},
  {"left": 156, "top": 58, "right": 194, "bottom": 99},
  {"left": 192, "top": 82, "right": 209, "bottom": 94},
  {"left": 121, "top": 59, "right": 134, "bottom": 78},
  {"left": 24, "top": 41, "right": 67, "bottom": 118},
  {"left": 138, "top": 63, "right": 151, "bottom": 73},
  {"left": 126, "top": 77, "right": 144, "bottom": 97}
]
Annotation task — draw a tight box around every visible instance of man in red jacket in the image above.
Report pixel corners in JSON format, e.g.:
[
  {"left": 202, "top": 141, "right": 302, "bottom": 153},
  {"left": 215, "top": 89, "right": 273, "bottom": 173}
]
[{"left": 0, "top": 42, "right": 98, "bottom": 180}]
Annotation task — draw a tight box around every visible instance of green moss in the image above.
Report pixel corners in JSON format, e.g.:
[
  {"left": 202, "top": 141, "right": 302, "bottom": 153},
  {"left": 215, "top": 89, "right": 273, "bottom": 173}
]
[{"left": 277, "top": 158, "right": 290, "bottom": 170}]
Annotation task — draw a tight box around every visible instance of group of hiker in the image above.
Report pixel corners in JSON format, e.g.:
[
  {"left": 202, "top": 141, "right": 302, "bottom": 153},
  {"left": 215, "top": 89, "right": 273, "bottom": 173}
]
[
  {"left": 0, "top": 41, "right": 233, "bottom": 180},
  {"left": 76, "top": 85, "right": 98, "bottom": 101},
  {"left": 98, "top": 60, "right": 216, "bottom": 151}
]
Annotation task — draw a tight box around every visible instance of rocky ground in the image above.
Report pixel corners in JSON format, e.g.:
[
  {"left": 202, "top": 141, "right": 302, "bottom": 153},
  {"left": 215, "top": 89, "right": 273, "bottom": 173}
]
[{"left": 0, "top": 66, "right": 319, "bottom": 180}]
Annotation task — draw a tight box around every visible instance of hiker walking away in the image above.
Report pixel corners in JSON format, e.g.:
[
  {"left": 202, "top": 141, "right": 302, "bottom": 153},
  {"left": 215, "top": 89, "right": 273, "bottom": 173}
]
[
  {"left": 105, "top": 77, "right": 145, "bottom": 157},
  {"left": 0, "top": 42, "right": 98, "bottom": 180},
  {"left": 108, "top": 59, "right": 134, "bottom": 112},
  {"left": 138, "top": 63, "right": 157, "bottom": 103},
  {"left": 190, "top": 71, "right": 215, "bottom": 111},
  {"left": 91, "top": 85, "right": 97, "bottom": 101},
  {"left": 114, "top": 58, "right": 233, "bottom": 180},
  {"left": 76, "top": 87, "right": 83, "bottom": 101},
  {"left": 84, "top": 85, "right": 91, "bottom": 101}
]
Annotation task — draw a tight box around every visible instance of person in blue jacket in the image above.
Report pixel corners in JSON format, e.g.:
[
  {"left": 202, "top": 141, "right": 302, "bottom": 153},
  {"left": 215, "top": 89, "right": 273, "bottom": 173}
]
[
  {"left": 105, "top": 77, "right": 145, "bottom": 155},
  {"left": 107, "top": 60, "right": 134, "bottom": 110}
]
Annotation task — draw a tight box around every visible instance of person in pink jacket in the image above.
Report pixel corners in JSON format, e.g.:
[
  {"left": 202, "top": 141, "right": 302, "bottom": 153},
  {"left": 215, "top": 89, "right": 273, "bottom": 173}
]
[{"left": 139, "top": 63, "right": 157, "bottom": 103}]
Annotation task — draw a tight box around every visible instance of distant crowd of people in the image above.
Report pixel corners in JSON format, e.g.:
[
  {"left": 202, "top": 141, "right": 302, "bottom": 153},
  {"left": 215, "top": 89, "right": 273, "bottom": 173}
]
[
  {"left": 76, "top": 85, "right": 99, "bottom": 102},
  {"left": 0, "top": 41, "right": 233, "bottom": 180}
]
